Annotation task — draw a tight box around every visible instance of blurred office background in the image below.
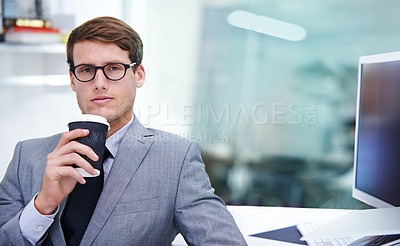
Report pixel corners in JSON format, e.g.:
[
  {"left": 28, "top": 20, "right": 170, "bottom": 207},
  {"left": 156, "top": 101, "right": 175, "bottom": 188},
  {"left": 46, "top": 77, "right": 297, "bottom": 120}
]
[{"left": 1, "top": 0, "right": 399, "bottom": 209}]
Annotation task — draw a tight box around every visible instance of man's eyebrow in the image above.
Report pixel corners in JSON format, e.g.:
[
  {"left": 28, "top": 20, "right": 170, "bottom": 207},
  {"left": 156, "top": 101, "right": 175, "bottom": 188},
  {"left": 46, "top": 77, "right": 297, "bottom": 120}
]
[{"left": 75, "top": 61, "right": 129, "bottom": 66}]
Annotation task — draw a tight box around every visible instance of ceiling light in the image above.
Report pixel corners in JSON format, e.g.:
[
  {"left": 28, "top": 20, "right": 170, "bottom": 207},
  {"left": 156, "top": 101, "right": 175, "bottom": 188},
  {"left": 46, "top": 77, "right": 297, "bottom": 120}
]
[{"left": 227, "top": 10, "right": 307, "bottom": 41}]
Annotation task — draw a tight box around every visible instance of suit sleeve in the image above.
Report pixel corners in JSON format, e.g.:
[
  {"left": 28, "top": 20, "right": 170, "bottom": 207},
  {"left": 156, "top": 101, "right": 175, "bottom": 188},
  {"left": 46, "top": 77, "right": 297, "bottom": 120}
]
[
  {"left": 174, "top": 142, "right": 247, "bottom": 246},
  {"left": 0, "top": 142, "right": 37, "bottom": 245}
]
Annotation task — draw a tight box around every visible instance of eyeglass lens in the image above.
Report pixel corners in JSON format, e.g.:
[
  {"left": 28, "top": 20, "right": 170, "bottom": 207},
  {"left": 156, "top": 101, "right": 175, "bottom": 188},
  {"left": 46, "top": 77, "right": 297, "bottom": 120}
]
[{"left": 75, "top": 63, "right": 127, "bottom": 81}]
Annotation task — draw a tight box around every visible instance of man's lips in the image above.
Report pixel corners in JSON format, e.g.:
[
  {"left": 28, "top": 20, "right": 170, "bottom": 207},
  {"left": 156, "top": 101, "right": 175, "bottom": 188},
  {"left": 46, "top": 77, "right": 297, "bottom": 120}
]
[{"left": 91, "top": 96, "right": 113, "bottom": 105}]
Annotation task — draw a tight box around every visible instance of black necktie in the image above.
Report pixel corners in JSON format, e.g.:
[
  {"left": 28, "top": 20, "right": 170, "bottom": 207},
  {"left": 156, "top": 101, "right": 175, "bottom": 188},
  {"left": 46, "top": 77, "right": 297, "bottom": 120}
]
[{"left": 61, "top": 148, "right": 111, "bottom": 246}]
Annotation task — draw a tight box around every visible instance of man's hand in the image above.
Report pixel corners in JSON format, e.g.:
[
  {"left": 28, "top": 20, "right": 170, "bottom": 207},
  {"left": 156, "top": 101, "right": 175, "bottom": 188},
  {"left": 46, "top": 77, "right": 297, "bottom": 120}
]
[{"left": 34, "top": 129, "right": 99, "bottom": 215}]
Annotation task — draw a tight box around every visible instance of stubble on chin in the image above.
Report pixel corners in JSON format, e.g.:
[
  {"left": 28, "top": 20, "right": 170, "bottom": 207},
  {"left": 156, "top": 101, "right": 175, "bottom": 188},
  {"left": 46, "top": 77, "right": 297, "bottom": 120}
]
[
  {"left": 108, "top": 104, "right": 134, "bottom": 125},
  {"left": 79, "top": 98, "right": 133, "bottom": 127},
  {"left": 91, "top": 105, "right": 133, "bottom": 127},
  {"left": 82, "top": 100, "right": 116, "bottom": 120}
]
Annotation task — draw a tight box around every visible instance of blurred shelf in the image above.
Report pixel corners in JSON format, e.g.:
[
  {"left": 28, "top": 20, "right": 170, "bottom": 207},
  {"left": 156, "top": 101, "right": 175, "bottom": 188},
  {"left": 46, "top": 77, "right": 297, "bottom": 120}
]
[
  {"left": 0, "top": 43, "right": 66, "bottom": 54},
  {"left": 0, "top": 75, "right": 70, "bottom": 86}
]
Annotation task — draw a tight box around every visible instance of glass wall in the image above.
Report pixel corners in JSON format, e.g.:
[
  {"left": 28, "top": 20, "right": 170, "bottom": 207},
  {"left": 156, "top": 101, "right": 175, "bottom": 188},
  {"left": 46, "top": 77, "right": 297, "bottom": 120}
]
[{"left": 171, "top": 0, "right": 400, "bottom": 208}]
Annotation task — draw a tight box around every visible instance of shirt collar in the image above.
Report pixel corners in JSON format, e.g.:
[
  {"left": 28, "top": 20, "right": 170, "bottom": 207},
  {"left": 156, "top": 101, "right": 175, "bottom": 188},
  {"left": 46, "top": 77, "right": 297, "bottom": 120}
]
[{"left": 105, "top": 115, "right": 134, "bottom": 158}]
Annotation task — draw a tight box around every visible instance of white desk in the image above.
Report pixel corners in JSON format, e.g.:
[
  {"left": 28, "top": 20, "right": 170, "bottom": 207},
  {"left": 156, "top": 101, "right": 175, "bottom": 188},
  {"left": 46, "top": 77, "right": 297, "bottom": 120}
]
[{"left": 172, "top": 206, "right": 352, "bottom": 246}]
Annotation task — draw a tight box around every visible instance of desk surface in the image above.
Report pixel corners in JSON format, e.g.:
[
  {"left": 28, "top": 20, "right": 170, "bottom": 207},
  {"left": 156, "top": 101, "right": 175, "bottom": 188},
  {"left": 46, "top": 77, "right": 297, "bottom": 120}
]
[{"left": 172, "top": 206, "right": 352, "bottom": 246}]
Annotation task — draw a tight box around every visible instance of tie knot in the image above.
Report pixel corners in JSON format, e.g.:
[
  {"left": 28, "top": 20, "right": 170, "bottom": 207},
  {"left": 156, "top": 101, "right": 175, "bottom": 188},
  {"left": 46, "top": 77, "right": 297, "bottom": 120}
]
[{"left": 103, "top": 147, "right": 112, "bottom": 161}]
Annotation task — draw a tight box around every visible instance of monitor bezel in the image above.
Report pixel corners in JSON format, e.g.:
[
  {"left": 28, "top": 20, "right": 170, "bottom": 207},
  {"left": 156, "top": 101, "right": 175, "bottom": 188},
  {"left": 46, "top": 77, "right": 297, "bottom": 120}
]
[{"left": 352, "top": 51, "right": 400, "bottom": 208}]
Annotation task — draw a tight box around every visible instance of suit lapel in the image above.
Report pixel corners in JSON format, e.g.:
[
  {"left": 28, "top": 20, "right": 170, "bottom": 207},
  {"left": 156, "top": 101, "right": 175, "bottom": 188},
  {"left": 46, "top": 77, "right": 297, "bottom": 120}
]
[{"left": 80, "top": 117, "right": 154, "bottom": 245}]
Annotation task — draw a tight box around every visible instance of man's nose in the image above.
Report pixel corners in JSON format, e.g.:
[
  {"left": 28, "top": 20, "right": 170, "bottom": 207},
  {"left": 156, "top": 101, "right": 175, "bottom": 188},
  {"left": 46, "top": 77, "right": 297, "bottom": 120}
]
[{"left": 93, "top": 68, "right": 108, "bottom": 90}]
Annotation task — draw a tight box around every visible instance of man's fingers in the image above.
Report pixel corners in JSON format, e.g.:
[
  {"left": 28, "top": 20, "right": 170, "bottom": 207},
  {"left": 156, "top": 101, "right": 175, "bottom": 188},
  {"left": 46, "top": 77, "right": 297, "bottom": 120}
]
[
  {"left": 56, "top": 129, "right": 90, "bottom": 149},
  {"left": 46, "top": 130, "right": 99, "bottom": 177},
  {"left": 68, "top": 153, "right": 98, "bottom": 176},
  {"left": 56, "top": 166, "right": 87, "bottom": 185},
  {"left": 50, "top": 153, "right": 98, "bottom": 176},
  {"left": 63, "top": 141, "right": 99, "bottom": 162},
  {"left": 50, "top": 140, "right": 99, "bottom": 163}
]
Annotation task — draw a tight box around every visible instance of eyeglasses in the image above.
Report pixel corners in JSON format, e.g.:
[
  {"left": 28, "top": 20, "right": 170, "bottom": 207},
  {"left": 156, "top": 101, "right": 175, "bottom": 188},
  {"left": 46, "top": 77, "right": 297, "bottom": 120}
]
[{"left": 70, "top": 62, "right": 136, "bottom": 82}]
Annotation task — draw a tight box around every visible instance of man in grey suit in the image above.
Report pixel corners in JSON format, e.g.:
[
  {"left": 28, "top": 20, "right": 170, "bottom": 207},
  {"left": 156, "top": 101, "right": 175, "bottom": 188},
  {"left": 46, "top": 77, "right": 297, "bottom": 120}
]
[{"left": 0, "top": 17, "right": 247, "bottom": 245}]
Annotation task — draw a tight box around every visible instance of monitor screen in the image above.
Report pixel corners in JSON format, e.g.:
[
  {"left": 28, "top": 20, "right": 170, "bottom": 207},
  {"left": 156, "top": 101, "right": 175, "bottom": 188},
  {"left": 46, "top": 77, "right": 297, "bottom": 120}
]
[{"left": 353, "top": 51, "right": 400, "bottom": 208}]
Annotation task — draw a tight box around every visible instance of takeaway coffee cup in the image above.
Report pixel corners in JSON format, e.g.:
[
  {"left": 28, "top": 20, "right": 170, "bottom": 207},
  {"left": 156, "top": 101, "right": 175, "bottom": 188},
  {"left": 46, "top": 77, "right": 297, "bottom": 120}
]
[{"left": 68, "top": 114, "right": 110, "bottom": 177}]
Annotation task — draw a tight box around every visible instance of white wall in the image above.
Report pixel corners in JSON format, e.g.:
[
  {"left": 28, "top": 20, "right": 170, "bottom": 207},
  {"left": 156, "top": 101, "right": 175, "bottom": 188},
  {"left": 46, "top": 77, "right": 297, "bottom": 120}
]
[
  {"left": 132, "top": 0, "right": 203, "bottom": 135},
  {"left": 0, "top": 85, "right": 81, "bottom": 179}
]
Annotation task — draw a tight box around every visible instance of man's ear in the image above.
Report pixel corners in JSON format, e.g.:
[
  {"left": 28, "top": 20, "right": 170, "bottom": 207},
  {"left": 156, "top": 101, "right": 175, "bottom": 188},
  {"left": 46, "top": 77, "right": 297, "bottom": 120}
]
[
  {"left": 70, "top": 71, "right": 77, "bottom": 92},
  {"left": 135, "top": 64, "right": 145, "bottom": 88}
]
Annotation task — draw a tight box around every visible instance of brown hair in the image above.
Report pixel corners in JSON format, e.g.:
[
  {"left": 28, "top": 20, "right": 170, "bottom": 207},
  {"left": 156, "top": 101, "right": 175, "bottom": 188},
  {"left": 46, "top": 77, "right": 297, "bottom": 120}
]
[{"left": 66, "top": 16, "right": 143, "bottom": 67}]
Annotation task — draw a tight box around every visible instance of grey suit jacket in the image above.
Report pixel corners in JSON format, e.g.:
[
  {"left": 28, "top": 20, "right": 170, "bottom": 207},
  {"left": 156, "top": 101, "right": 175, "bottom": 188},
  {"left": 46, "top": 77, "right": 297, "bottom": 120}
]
[{"left": 0, "top": 117, "right": 247, "bottom": 245}]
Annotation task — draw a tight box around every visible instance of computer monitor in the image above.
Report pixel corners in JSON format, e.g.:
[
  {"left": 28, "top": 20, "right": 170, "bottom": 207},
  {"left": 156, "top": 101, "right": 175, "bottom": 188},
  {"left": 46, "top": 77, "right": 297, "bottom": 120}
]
[
  {"left": 353, "top": 51, "right": 400, "bottom": 208},
  {"left": 300, "top": 52, "right": 400, "bottom": 242}
]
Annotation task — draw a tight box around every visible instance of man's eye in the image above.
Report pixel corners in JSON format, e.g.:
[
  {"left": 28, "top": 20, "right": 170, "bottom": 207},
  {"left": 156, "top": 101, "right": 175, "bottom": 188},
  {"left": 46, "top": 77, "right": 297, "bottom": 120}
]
[
  {"left": 78, "top": 66, "right": 93, "bottom": 73},
  {"left": 109, "top": 66, "right": 122, "bottom": 71}
]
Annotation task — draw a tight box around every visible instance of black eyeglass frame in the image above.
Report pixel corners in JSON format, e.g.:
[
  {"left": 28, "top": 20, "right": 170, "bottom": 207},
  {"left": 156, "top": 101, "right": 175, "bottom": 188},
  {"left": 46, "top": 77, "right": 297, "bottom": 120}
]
[{"left": 70, "top": 62, "right": 137, "bottom": 82}]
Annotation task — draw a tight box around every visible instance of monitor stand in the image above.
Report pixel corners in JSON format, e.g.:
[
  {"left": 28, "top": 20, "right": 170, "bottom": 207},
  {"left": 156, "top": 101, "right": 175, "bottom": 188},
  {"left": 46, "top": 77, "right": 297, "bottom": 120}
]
[{"left": 301, "top": 207, "right": 400, "bottom": 240}]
